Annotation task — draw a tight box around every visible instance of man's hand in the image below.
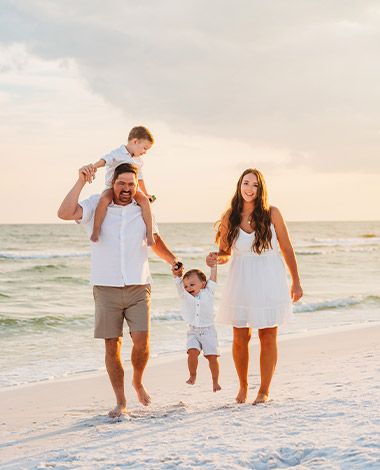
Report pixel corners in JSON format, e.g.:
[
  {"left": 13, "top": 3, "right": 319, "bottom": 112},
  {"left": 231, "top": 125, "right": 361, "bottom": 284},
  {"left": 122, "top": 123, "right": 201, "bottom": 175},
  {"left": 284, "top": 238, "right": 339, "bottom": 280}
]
[
  {"left": 171, "top": 260, "right": 184, "bottom": 277},
  {"left": 79, "top": 164, "right": 97, "bottom": 184},
  {"left": 206, "top": 252, "right": 218, "bottom": 267}
]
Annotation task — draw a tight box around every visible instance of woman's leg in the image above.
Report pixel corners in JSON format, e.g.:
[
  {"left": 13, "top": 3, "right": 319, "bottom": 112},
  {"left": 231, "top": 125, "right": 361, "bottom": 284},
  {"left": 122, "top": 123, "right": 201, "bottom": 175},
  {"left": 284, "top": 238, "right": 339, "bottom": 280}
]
[
  {"left": 255, "top": 326, "right": 278, "bottom": 404},
  {"left": 232, "top": 327, "right": 252, "bottom": 403}
]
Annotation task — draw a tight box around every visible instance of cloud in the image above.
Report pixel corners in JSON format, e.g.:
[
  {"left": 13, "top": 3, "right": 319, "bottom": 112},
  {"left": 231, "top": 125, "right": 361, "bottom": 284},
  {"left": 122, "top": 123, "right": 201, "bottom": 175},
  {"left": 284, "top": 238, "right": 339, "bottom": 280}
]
[{"left": 1, "top": 0, "right": 380, "bottom": 172}]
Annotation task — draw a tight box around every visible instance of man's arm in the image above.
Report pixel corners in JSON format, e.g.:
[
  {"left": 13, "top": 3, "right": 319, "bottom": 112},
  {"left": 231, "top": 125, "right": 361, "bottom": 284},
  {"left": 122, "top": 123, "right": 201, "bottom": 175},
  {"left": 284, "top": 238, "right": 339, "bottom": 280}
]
[
  {"left": 151, "top": 234, "right": 177, "bottom": 265},
  {"left": 57, "top": 167, "right": 89, "bottom": 220}
]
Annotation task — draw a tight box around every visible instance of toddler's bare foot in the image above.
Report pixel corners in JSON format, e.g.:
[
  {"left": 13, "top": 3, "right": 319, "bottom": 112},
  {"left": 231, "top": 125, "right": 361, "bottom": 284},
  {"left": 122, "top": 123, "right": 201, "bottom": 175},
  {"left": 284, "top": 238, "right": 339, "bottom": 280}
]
[
  {"left": 213, "top": 381, "right": 221, "bottom": 392},
  {"left": 90, "top": 229, "right": 100, "bottom": 242},
  {"left": 147, "top": 233, "right": 155, "bottom": 247},
  {"left": 253, "top": 392, "right": 269, "bottom": 405},
  {"left": 132, "top": 380, "right": 151, "bottom": 406},
  {"left": 108, "top": 403, "right": 127, "bottom": 418},
  {"left": 186, "top": 375, "right": 196, "bottom": 385},
  {"left": 236, "top": 386, "right": 248, "bottom": 403}
]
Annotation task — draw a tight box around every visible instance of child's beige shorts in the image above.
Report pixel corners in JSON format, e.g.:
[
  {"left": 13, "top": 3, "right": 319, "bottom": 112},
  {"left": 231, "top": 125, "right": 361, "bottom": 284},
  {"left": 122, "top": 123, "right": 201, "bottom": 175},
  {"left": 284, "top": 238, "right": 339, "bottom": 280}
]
[
  {"left": 186, "top": 325, "right": 220, "bottom": 356},
  {"left": 93, "top": 284, "right": 151, "bottom": 338}
]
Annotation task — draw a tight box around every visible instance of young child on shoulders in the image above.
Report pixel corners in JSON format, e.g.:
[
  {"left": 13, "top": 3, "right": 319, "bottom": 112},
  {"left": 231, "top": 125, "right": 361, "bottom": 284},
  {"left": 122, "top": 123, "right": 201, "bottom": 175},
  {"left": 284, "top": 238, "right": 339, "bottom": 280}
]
[
  {"left": 85, "top": 125, "right": 155, "bottom": 244},
  {"left": 172, "top": 261, "right": 221, "bottom": 392}
]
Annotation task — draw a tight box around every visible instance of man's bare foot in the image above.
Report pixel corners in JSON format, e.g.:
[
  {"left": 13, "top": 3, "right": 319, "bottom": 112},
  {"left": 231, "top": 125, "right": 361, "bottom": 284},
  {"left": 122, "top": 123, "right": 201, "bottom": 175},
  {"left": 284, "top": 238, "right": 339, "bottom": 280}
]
[
  {"left": 186, "top": 375, "right": 196, "bottom": 385},
  {"left": 132, "top": 381, "right": 151, "bottom": 406},
  {"left": 147, "top": 233, "right": 155, "bottom": 247},
  {"left": 253, "top": 392, "right": 269, "bottom": 405},
  {"left": 213, "top": 381, "right": 221, "bottom": 392},
  {"left": 236, "top": 386, "right": 248, "bottom": 403},
  {"left": 108, "top": 403, "right": 127, "bottom": 418},
  {"left": 90, "top": 230, "right": 100, "bottom": 242}
]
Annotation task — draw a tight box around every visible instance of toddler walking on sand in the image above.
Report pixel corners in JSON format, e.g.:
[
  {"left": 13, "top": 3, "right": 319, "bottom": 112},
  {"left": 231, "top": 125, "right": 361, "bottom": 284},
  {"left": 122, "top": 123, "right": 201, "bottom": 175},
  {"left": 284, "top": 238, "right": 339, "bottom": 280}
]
[
  {"left": 172, "top": 262, "right": 221, "bottom": 392},
  {"left": 83, "top": 126, "right": 155, "bottom": 244}
]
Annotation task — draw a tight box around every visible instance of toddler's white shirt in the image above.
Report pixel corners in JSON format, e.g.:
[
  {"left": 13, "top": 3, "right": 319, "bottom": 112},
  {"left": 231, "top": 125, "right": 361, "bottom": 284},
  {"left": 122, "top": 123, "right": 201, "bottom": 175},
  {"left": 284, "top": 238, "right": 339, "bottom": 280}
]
[
  {"left": 175, "top": 278, "right": 216, "bottom": 327},
  {"left": 102, "top": 145, "right": 144, "bottom": 187}
]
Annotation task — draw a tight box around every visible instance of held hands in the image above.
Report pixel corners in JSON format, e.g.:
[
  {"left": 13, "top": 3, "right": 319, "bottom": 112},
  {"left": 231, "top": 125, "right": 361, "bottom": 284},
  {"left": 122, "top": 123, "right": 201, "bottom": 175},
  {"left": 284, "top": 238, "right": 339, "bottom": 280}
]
[
  {"left": 171, "top": 260, "right": 184, "bottom": 278},
  {"left": 78, "top": 164, "right": 97, "bottom": 184},
  {"left": 206, "top": 252, "right": 218, "bottom": 267},
  {"left": 291, "top": 282, "right": 303, "bottom": 302}
]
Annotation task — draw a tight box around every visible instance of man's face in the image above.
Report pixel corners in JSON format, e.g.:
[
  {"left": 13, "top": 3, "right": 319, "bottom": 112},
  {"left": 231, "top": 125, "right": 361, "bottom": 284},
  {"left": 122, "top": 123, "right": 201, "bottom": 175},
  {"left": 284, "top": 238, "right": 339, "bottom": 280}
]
[{"left": 112, "top": 172, "right": 138, "bottom": 205}]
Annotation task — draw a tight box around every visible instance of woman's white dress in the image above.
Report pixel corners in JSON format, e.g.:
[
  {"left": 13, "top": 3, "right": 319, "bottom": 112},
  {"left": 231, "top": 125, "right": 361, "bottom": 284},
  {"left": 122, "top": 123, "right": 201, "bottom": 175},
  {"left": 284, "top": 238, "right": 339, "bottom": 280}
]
[{"left": 217, "top": 225, "right": 293, "bottom": 329}]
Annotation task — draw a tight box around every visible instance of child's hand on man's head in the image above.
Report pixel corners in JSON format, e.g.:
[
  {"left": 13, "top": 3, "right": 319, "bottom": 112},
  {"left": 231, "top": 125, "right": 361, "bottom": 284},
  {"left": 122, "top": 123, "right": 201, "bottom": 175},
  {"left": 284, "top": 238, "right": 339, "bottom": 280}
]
[{"left": 206, "top": 252, "right": 218, "bottom": 267}]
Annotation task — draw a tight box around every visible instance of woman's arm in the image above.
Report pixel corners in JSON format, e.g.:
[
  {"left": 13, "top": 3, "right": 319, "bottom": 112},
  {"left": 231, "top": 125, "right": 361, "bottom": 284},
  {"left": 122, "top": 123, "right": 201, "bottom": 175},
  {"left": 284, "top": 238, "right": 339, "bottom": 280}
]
[
  {"left": 216, "top": 213, "right": 232, "bottom": 264},
  {"left": 271, "top": 206, "right": 303, "bottom": 302}
]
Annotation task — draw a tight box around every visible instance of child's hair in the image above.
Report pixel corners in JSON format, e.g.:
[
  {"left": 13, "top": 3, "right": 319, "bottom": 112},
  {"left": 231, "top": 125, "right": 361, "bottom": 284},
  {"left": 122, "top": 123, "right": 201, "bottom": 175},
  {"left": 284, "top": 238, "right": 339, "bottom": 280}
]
[
  {"left": 112, "top": 163, "right": 138, "bottom": 184},
  {"left": 183, "top": 269, "right": 207, "bottom": 283},
  {"left": 128, "top": 126, "right": 154, "bottom": 143}
]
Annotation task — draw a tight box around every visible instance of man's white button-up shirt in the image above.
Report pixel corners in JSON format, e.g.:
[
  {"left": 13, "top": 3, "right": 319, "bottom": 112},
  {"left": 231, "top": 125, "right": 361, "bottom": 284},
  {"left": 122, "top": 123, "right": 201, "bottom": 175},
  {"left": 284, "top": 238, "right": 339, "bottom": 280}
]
[
  {"left": 175, "top": 278, "right": 217, "bottom": 327},
  {"left": 78, "top": 194, "right": 158, "bottom": 286}
]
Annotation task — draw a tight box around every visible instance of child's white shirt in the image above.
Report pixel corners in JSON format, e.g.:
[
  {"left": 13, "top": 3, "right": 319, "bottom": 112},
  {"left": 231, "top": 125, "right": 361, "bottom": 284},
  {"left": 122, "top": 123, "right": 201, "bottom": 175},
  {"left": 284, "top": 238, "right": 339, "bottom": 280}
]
[
  {"left": 102, "top": 145, "right": 144, "bottom": 188},
  {"left": 175, "top": 278, "right": 216, "bottom": 327}
]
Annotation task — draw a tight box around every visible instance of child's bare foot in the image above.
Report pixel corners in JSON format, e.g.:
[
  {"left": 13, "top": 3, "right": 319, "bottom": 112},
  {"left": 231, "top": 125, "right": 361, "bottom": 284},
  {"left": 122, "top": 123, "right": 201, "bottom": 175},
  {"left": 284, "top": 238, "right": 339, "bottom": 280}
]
[
  {"left": 108, "top": 403, "right": 127, "bottom": 418},
  {"left": 186, "top": 375, "right": 196, "bottom": 385},
  {"left": 90, "top": 229, "right": 100, "bottom": 242},
  {"left": 132, "top": 380, "right": 151, "bottom": 406},
  {"left": 236, "top": 386, "right": 248, "bottom": 403},
  {"left": 253, "top": 392, "right": 269, "bottom": 405},
  {"left": 213, "top": 381, "right": 221, "bottom": 392},
  {"left": 147, "top": 232, "right": 155, "bottom": 247}
]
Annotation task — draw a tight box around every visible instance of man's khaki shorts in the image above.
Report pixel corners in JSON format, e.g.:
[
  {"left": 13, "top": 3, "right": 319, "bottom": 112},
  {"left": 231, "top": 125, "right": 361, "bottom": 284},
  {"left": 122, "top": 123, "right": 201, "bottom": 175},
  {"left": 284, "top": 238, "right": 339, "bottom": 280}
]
[{"left": 93, "top": 284, "right": 151, "bottom": 339}]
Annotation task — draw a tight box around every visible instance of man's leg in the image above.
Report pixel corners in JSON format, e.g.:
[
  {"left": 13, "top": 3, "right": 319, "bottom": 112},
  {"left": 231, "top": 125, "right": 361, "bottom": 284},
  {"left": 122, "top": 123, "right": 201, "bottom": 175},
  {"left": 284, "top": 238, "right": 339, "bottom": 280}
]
[
  {"left": 105, "top": 337, "right": 127, "bottom": 417},
  {"left": 130, "top": 331, "right": 151, "bottom": 406}
]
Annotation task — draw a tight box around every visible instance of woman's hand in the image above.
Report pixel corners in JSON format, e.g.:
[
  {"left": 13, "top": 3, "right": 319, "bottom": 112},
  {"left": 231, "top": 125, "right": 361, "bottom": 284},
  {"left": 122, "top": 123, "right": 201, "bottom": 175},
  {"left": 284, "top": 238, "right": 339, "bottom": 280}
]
[{"left": 291, "top": 282, "right": 303, "bottom": 302}]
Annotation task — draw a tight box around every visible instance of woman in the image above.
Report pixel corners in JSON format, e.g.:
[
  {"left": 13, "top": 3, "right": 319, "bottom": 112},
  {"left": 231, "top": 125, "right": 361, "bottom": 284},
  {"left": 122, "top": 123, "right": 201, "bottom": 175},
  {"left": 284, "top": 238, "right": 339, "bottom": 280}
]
[{"left": 207, "top": 168, "right": 303, "bottom": 404}]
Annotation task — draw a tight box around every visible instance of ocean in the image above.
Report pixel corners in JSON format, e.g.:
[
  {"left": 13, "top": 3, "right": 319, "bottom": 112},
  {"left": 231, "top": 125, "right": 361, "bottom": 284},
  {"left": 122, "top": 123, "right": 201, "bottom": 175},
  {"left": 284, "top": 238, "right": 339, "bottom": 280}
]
[{"left": 0, "top": 221, "right": 379, "bottom": 389}]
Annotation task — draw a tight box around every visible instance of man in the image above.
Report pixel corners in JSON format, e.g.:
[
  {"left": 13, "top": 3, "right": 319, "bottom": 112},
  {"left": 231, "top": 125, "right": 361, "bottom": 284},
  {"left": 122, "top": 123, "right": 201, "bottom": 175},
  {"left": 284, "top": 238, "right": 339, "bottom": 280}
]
[{"left": 58, "top": 162, "right": 182, "bottom": 418}]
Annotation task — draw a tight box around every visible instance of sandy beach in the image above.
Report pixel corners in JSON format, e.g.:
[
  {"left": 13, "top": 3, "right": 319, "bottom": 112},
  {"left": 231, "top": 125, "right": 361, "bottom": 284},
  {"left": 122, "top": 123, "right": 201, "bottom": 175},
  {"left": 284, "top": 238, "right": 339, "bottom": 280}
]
[{"left": 1, "top": 323, "right": 379, "bottom": 469}]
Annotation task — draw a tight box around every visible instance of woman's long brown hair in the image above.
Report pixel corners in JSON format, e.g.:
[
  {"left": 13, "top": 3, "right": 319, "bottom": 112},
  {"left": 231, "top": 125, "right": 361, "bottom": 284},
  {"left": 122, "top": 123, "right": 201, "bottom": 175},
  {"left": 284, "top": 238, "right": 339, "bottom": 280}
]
[{"left": 216, "top": 168, "right": 272, "bottom": 254}]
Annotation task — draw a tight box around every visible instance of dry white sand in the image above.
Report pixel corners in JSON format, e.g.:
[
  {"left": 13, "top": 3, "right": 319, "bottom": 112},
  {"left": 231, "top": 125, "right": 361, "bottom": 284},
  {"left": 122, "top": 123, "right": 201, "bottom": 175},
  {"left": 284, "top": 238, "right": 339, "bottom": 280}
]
[{"left": 1, "top": 324, "right": 379, "bottom": 469}]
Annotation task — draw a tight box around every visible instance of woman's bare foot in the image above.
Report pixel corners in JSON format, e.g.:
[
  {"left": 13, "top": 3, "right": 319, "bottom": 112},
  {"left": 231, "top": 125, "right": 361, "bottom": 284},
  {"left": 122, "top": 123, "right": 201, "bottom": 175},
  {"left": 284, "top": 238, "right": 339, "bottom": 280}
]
[
  {"left": 253, "top": 392, "right": 269, "bottom": 405},
  {"left": 90, "top": 228, "right": 100, "bottom": 242},
  {"left": 147, "top": 232, "right": 155, "bottom": 247},
  {"left": 213, "top": 381, "right": 221, "bottom": 392},
  {"left": 236, "top": 386, "right": 248, "bottom": 403},
  {"left": 108, "top": 403, "right": 127, "bottom": 418},
  {"left": 186, "top": 375, "right": 196, "bottom": 385},
  {"left": 132, "top": 381, "right": 151, "bottom": 406}
]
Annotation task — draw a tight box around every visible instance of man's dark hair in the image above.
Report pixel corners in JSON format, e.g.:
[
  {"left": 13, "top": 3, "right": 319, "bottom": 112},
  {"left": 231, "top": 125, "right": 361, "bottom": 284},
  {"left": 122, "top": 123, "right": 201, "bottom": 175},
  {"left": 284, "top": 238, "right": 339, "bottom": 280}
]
[{"left": 112, "top": 163, "right": 138, "bottom": 185}]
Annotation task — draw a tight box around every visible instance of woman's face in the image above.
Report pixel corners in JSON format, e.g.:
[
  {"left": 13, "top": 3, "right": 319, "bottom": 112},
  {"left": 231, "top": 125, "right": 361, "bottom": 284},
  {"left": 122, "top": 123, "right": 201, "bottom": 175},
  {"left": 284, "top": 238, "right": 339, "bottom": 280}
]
[{"left": 240, "top": 172, "right": 259, "bottom": 203}]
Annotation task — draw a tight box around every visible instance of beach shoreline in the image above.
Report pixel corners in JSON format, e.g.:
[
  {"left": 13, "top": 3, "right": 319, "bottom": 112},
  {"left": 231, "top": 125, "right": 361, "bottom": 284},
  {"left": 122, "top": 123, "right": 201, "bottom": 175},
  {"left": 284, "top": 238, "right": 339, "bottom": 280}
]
[{"left": 1, "top": 323, "right": 379, "bottom": 469}]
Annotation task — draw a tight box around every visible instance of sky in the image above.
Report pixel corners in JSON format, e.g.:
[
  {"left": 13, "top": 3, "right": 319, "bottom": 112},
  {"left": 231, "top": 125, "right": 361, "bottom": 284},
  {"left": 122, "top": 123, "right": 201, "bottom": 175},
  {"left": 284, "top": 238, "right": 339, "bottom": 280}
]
[{"left": 0, "top": 0, "right": 379, "bottom": 223}]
